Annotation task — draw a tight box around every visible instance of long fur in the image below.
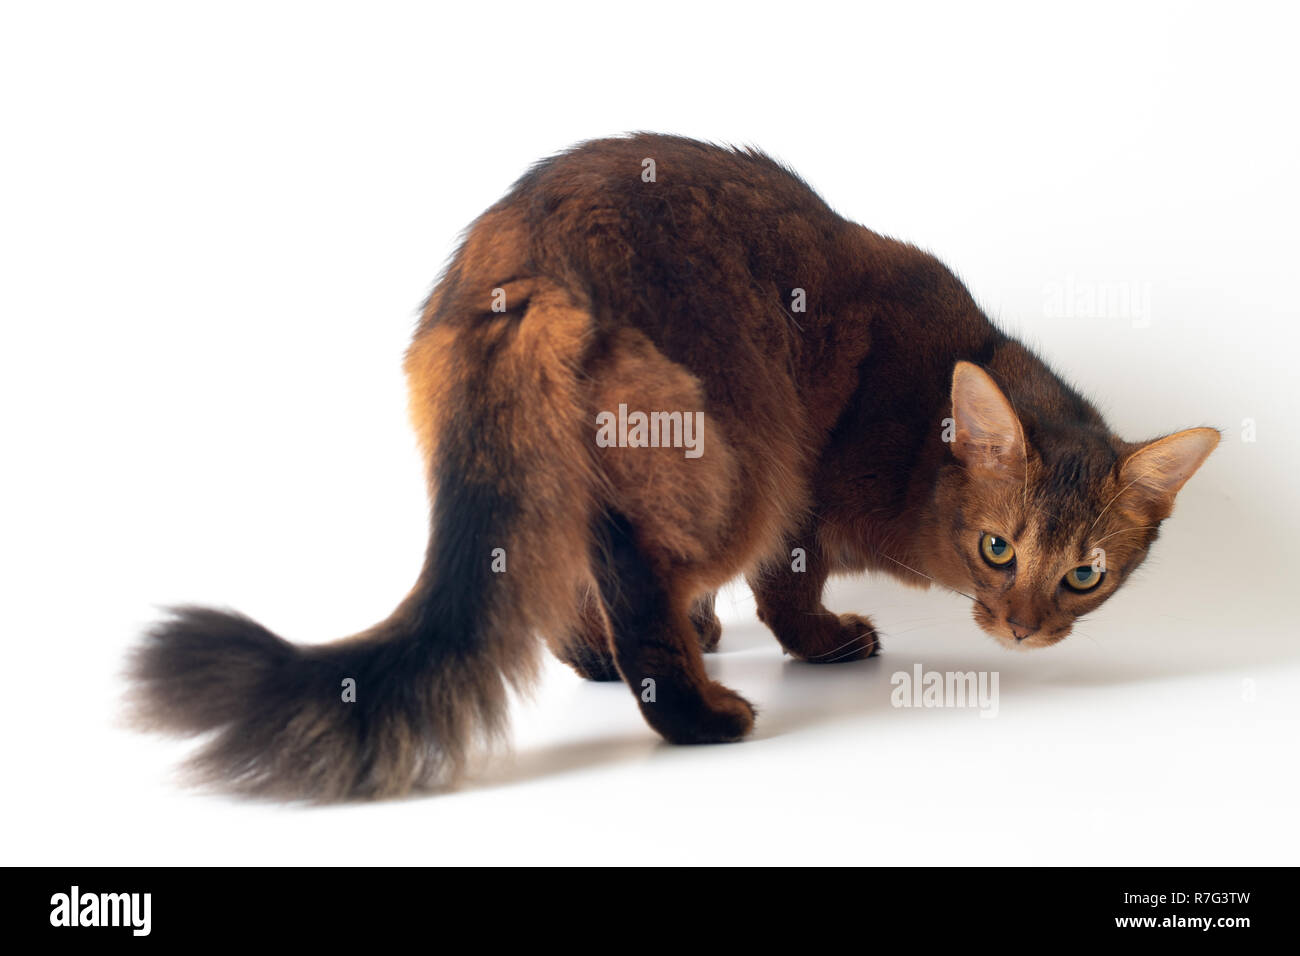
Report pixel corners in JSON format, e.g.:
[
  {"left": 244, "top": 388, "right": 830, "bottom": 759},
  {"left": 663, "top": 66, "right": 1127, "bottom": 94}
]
[
  {"left": 129, "top": 273, "right": 599, "bottom": 801},
  {"left": 129, "top": 133, "right": 1217, "bottom": 800}
]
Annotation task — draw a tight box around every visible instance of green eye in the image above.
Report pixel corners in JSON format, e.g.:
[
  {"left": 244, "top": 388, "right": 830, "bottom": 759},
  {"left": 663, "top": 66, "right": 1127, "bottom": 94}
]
[
  {"left": 980, "top": 533, "right": 1015, "bottom": 567},
  {"left": 1064, "top": 566, "right": 1104, "bottom": 591}
]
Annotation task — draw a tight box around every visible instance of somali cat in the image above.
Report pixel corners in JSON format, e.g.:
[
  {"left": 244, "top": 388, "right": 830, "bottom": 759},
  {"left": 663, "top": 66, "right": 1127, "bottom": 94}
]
[{"left": 129, "top": 134, "right": 1218, "bottom": 800}]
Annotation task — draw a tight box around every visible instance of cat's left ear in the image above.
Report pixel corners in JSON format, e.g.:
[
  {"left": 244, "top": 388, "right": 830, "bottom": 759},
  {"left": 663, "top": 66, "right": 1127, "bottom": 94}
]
[
  {"left": 1118, "top": 427, "right": 1220, "bottom": 520},
  {"left": 949, "top": 361, "right": 1026, "bottom": 481}
]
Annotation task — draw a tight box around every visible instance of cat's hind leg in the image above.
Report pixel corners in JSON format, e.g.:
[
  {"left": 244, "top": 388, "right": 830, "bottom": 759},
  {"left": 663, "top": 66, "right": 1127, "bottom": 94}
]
[
  {"left": 748, "top": 536, "right": 881, "bottom": 663},
  {"left": 596, "top": 513, "right": 755, "bottom": 744},
  {"left": 547, "top": 583, "right": 620, "bottom": 682},
  {"left": 689, "top": 592, "right": 723, "bottom": 653},
  {"left": 551, "top": 587, "right": 722, "bottom": 681}
]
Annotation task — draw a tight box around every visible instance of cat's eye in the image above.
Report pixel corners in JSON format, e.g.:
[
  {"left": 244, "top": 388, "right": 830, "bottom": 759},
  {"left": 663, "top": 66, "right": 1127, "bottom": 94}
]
[
  {"left": 979, "top": 533, "right": 1015, "bottom": 567},
  {"left": 1063, "top": 566, "right": 1104, "bottom": 591}
]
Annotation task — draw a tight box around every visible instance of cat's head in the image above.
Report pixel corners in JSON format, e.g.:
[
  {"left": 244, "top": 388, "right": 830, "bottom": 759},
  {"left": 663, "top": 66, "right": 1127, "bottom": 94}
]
[{"left": 929, "top": 361, "right": 1218, "bottom": 649}]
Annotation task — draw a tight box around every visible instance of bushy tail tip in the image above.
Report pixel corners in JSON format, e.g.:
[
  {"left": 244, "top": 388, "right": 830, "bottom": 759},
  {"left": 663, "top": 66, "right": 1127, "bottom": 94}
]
[{"left": 126, "top": 605, "right": 514, "bottom": 802}]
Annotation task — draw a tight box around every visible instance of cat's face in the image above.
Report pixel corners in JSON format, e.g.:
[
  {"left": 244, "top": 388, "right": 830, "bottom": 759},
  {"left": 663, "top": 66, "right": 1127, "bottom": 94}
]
[
  {"left": 931, "top": 362, "right": 1218, "bottom": 650},
  {"left": 950, "top": 460, "right": 1165, "bottom": 649}
]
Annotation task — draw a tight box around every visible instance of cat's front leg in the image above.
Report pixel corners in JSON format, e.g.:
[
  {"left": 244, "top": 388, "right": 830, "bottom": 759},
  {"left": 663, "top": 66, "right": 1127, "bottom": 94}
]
[{"left": 748, "top": 539, "right": 881, "bottom": 663}]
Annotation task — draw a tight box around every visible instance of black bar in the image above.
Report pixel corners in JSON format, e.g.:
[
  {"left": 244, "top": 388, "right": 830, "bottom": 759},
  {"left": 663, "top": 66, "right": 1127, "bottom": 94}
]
[{"left": 16, "top": 867, "right": 1288, "bottom": 941}]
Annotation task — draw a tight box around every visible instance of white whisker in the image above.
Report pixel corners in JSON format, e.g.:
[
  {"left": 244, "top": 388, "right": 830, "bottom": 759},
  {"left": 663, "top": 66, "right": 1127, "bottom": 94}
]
[{"left": 876, "top": 551, "right": 978, "bottom": 604}]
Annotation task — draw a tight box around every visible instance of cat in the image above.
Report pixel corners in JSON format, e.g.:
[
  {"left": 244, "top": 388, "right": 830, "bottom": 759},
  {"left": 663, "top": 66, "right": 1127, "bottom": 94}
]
[{"left": 128, "top": 133, "right": 1219, "bottom": 801}]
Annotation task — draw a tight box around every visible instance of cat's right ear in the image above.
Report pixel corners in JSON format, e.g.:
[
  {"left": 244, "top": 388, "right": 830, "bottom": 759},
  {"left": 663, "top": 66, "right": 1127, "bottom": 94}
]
[{"left": 949, "top": 361, "right": 1026, "bottom": 481}]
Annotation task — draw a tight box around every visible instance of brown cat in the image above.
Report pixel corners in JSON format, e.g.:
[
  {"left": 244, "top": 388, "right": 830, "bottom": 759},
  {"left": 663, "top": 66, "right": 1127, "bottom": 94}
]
[{"left": 129, "top": 134, "right": 1219, "bottom": 800}]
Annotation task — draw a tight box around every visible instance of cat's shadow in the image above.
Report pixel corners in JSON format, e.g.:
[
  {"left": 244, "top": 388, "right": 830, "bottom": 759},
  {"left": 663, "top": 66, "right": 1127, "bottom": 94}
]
[{"left": 465, "top": 609, "right": 1298, "bottom": 794}]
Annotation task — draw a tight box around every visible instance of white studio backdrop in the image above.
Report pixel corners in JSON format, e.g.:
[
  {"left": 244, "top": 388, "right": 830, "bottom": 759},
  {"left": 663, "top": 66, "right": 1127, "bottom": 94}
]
[{"left": 1, "top": 1, "right": 1296, "bottom": 864}]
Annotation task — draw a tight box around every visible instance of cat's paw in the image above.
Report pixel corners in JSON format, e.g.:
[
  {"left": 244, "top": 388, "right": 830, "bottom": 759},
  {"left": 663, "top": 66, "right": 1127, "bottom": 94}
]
[
  {"left": 643, "top": 680, "right": 756, "bottom": 744},
  {"left": 788, "top": 612, "right": 881, "bottom": 663}
]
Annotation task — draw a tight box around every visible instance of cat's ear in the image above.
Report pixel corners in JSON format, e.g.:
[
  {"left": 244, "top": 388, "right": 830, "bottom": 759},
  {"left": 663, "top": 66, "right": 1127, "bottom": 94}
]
[
  {"left": 949, "top": 361, "right": 1026, "bottom": 481},
  {"left": 1117, "top": 427, "right": 1220, "bottom": 520}
]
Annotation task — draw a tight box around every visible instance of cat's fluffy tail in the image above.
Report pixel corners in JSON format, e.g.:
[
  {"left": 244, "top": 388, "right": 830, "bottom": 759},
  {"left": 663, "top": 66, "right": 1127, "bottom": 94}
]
[
  {"left": 127, "top": 593, "right": 514, "bottom": 801},
  {"left": 128, "top": 277, "right": 600, "bottom": 801}
]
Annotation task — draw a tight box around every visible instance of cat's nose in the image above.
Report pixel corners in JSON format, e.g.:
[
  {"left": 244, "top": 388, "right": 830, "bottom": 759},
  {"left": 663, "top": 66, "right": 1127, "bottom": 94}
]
[{"left": 1008, "top": 620, "right": 1038, "bottom": 641}]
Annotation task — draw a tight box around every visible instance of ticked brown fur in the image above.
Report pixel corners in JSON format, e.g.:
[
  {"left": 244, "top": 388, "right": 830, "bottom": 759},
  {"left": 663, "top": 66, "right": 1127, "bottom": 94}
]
[{"left": 129, "top": 134, "right": 1218, "bottom": 800}]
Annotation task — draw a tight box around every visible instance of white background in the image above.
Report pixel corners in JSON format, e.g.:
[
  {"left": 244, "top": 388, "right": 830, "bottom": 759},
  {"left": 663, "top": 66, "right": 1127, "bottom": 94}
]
[{"left": 2, "top": 1, "right": 1297, "bottom": 865}]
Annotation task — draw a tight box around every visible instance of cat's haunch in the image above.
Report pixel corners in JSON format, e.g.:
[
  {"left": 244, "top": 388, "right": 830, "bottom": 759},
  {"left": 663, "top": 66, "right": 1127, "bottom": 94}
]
[{"left": 127, "top": 134, "right": 1218, "bottom": 801}]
